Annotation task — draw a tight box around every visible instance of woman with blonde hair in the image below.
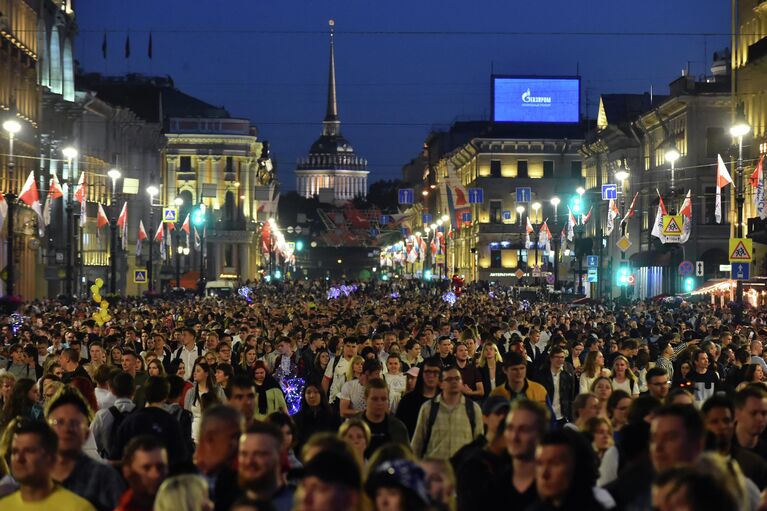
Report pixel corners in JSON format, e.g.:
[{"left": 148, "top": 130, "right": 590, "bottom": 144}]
[
  {"left": 477, "top": 341, "right": 505, "bottom": 400},
  {"left": 339, "top": 418, "right": 371, "bottom": 466},
  {"left": 610, "top": 354, "right": 639, "bottom": 396},
  {"left": 154, "top": 474, "right": 214, "bottom": 511},
  {"left": 579, "top": 350, "right": 610, "bottom": 394}
]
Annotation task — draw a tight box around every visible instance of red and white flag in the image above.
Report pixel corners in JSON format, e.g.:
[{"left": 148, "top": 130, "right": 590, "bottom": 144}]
[
  {"left": 74, "top": 172, "right": 86, "bottom": 203},
  {"left": 181, "top": 213, "right": 190, "bottom": 234},
  {"left": 0, "top": 193, "right": 7, "bottom": 231},
  {"left": 678, "top": 190, "right": 693, "bottom": 243},
  {"left": 96, "top": 203, "right": 109, "bottom": 229},
  {"left": 716, "top": 154, "right": 733, "bottom": 224},
  {"left": 651, "top": 189, "right": 667, "bottom": 240},
  {"left": 581, "top": 206, "right": 593, "bottom": 225},
  {"left": 154, "top": 221, "right": 164, "bottom": 242},
  {"left": 619, "top": 192, "right": 639, "bottom": 229},
  {"left": 525, "top": 216, "right": 534, "bottom": 248},
  {"left": 752, "top": 155, "right": 767, "bottom": 220},
  {"left": 605, "top": 199, "right": 620, "bottom": 235},
  {"left": 48, "top": 174, "right": 64, "bottom": 200},
  {"left": 539, "top": 220, "right": 551, "bottom": 253},
  {"left": 18, "top": 171, "right": 38, "bottom": 207},
  {"left": 566, "top": 207, "right": 576, "bottom": 241},
  {"left": 117, "top": 202, "right": 128, "bottom": 249},
  {"left": 136, "top": 220, "right": 147, "bottom": 257}
]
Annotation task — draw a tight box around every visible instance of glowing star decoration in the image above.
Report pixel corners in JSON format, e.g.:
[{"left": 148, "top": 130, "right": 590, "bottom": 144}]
[
  {"left": 390, "top": 292, "right": 400, "bottom": 299},
  {"left": 274, "top": 356, "right": 304, "bottom": 416},
  {"left": 489, "top": 291, "right": 495, "bottom": 299},
  {"left": 327, "top": 287, "right": 341, "bottom": 300},
  {"left": 441, "top": 291, "right": 457, "bottom": 306},
  {"left": 238, "top": 286, "right": 253, "bottom": 302},
  {"left": 10, "top": 313, "right": 25, "bottom": 335}
]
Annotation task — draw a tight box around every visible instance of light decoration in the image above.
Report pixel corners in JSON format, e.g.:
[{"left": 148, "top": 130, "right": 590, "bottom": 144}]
[
  {"left": 238, "top": 286, "right": 253, "bottom": 302},
  {"left": 390, "top": 292, "right": 400, "bottom": 299},
  {"left": 274, "top": 356, "right": 304, "bottom": 415},
  {"left": 441, "top": 291, "right": 457, "bottom": 306},
  {"left": 10, "top": 313, "right": 24, "bottom": 335}
]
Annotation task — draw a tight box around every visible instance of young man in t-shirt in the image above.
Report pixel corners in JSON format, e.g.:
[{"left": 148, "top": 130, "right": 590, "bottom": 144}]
[{"left": 323, "top": 336, "right": 358, "bottom": 404}]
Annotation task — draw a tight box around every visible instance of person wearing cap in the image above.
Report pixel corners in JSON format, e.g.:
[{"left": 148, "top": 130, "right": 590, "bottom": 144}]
[
  {"left": 296, "top": 448, "right": 362, "bottom": 511},
  {"left": 490, "top": 352, "right": 548, "bottom": 405},
  {"left": 366, "top": 459, "right": 430, "bottom": 511},
  {"left": 339, "top": 358, "right": 382, "bottom": 418}
]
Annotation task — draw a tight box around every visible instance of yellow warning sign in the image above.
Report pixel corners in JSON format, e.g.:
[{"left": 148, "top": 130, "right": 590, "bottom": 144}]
[
  {"left": 616, "top": 236, "right": 632, "bottom": 252},
  {"left": 662, "top": 215, "right": 683, "bottom": 236},
  {"left": 729, "top": 238, "right": 753, "bottom": 262}
]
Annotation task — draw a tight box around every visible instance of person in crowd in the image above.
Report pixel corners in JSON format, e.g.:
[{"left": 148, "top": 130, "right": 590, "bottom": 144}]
[
  {"left": 689, "top": 349, "right": 720, "bottom": 406},
  {"left": 610, "top": 355, "right": 639, "bottom": 396},
  {"left": 565, "top": 393, "right": 600, "bottom": 432},
  {"left": 580, "top": 350, "right": 610, "bottom": 394},
  {"left": 453, "top": 341, "right": 483, "bottom": 401},
  {"left": 0, "top": 378, "right": 42, "bottom": 431},
  {"left": 733, "top": 385, "right": 767, "bottom": 459},
  {"left": 195, "top": 405, "right": 242, "bottom": 511},
  {"left": 292, "top": 383, "right": 340, "bottom": 451},
  {"left": 384, "top": 353, "right": 407, "bottom": 412},
  {"left": 537, "top": 346, "right": 575, "bottom": 425},
  {"left": 185, "top": 358, "right": 226, "bottom": 443},
  {"left": 411, "top": 365, "right": 483, "bottom": 459},
  {"left": 45, "top": 386, "right": 125, "bottom": 511},
  {"left": 0, "top": 418, "right": 96, "bottom": 510},
  {"left": 252, "top": 360, "right": 288, "bottom": 421},
  {"left": 89, "top": 371, "right": 135, "bottom": 460},
  {"left": 323, "top": 336, "right": 358, "bottom": 406},
  {"left": 605, "top": 389, "right": 631, "bottom": 433},
  {"left": 340, "top": 358, "right": 382, "bottom": 418},
  {"left": 419, "top": 457, "right": 456, "bottom": 510},
  {"left": 357, "top": 378, "right": 409, "bottom": 457},
  {"left": 238, "top": 422, "right": 295, "bottom": 511},
  {"left": 590, "top": 377, "right": 613, "bottom": 418},
  {"left": 477, "top": 341, "right": 505, "bottom": 399},
  {"left": 645, "top": 367, "right": 670, "bottom": 402},
  {"left": 295, "top": 448, "right": 363, "bottom": 511},
  {"left": 153, "top": 474, "right": 214, "bottom": 511},
  {"left": 115, "top": 435, "right": 168, "bottom": 511},
  {"left": 266, "top": 412, "right": 302, "bottom": 471},
  {"left": 584, "top": 416, "right": 613, "bottom": 461},
  {"left": 338, "top": 418, "right": 371, "bottom": 465},
  {"left": 396, "top": 357, "right": 442, "bottom": 436},
  {"left": 226, "top": 375, "right": 257, "bottom": 429},
  {"left": 173, "top": 327, "right": 204, "bottom": 381},
  {"left": 651, "top": 462, "right": 740, "bottom": 511},
  {"left": 490, "top": 352, "right": 548, "bottom": 404},
  {"left": 58, "top": 348, "right": 90, "bottom": 384},
  {"left": 365, "top": 459, "right": 430, "bottom": 511}
]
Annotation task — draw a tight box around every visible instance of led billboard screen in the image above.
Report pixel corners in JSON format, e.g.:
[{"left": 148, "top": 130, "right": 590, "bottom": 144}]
[{"left": 493, "top": 77, "right": 580, "bottom": 123}]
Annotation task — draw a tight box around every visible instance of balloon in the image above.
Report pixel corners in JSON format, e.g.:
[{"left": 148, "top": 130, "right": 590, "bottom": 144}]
[
  {"left": 102, "top": 314, "right": 111, "bottom": 322},
  {"left": 92, "top": 312, "right": 100, "bottom": 320},
  {"left": 100, "top": 301, "right": 108, "bottom": 310},
  {"left": 93, "top": 294, "right": 102, "bottom": 304},
  {"left": 90, "top": 285, "right": 98, "bottom": 294},
  {"left": 95, "top": 278, "right": 104, "bottom": 288}
]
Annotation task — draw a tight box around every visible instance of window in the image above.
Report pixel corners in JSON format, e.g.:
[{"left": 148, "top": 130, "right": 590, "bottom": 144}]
[
  {"left": 517, "top": 249, "right": 528, "bottom": 266},
  {"left": 490, "top": 248, "right": 502, "bottom": 268},
  {"left": 705, "top": 127, "right": 728, "bottom": 158},
  {"left": 489, "top": 200, "right": 502, "bottom": 224},
  {"left": 517, "top": 160, "right": 529, "bottom": 178},
  {"left": 490, "top": 159, "right": 502, "bottom": 178},
  {"left": 543, "top": 160, "right": 554, "bottom": 179},
  {"left": 226, "top": 156, "right": 234, "bottom": 172},
  {"left": 179, "top": 156, "right": 192, "bottom": 172},
  {"left": 570, "top": 161, "right": 583, "bottom": 178}
]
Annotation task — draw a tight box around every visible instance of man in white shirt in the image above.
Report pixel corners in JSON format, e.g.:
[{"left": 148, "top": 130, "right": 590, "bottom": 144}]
[
  {"left": 323, "top": 337, "right": 358, "bottom": 403},
  {"left": 339, "top": 359, "right": 382, "bottom": 418},
  {"left": 174, "top": 327, "right": 202, "bottom": 380}
]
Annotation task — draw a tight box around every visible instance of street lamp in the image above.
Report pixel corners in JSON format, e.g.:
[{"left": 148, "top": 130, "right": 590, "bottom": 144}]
[
  {"left": 62, "top": 146, "right": 77, "bottom": 296},
  {"left": 107, "top": 169, "right": 121, "bottom": 294},
  {"left": 3, "top": 119, "right": 21, "bottom": 297},
  {"left": 516, "top": 205, "right": 525, "bottom": 227},
  {"left": 731, "top": 103, "right": 751, "bottom": 306},
  {"left": 146, "top": 185, "right": 159, "bottom": 293},
  {"left": 531, "top": 201, "right": 541, "bottom": 223}
]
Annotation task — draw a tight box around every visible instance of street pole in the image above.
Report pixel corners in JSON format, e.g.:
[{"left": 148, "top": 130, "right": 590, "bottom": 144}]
[
  {"left": 108, "top": 171, "right": 120, "bottom": 295},
  {"left": 5, "top": 131, "right": 15, "bottom": 296},
  {"left": 176, "top": 231, "right": 181, "bottom": 288},
  {"left": 736, "top": 135, "right": 745, "bottom": 306},
  {"left": 551, "top": 198, "right": 560, "bottom": 291},
  {"left": 65, "top": 155, "right": 74, "bottom": 297},
  {"left": 148, "top": 207, "right": 154, "bottom": 293}
]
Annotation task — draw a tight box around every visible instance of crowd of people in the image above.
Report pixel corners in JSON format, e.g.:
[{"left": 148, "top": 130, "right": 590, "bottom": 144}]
[{"left": 0, "top": 279, "right": 766, "bottom": 510}]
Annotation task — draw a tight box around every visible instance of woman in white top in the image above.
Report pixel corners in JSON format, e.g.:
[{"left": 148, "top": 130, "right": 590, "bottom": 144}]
[
  {"left": 610, "top": 355, "right": 639, "bottom": 396},
  {"left": 183, "top": 358, "right": 225, "bottom": 444},
  {"left": 384, "top": 354, "right": 407, "bottom": 414},
  {"left": 579, "top": 350, "right": 610, "bottom": 394}
]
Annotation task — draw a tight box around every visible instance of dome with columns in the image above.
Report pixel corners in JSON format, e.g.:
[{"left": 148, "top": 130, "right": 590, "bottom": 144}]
[{"left": 295, "top": 21, "right": 369, "bottom": 201}]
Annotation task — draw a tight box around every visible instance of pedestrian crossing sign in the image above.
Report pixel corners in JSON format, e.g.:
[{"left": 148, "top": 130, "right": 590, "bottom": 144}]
[
  {"left": 661, "top": 215, "right": 683, "bottom": 237},
  {"left": 729, "top": 238, "right": 753, "bottom": 262},
  {"left": 162, "top": 208, "right": 177, "bottom": 223},
  {"left": 133, "top": 269, "right": 148, "bottom": 283}
]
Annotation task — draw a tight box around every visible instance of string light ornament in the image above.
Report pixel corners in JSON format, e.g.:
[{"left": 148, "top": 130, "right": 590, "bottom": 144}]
[
  {"left": 489, "top": 291, "right": 495, "bottom": 299},
  {"left": 238, "top": 286, "right": 253, "bottom": 302},
  {"left": 328, "top": 284, "right": 360, "bottom": 300},
  {"left": 390, "top": 292, "right": 400, "bottom": 299},
  {"left": 10, "top": 313, "right": 25, "bottom": 335},
  {"left": 327, "top": 287, "right": 341, "bottom": 300},
  {"left": 274, "top": 356, "right": 304, "bottom": 415},
  {"left": 441, "top": 291, "right": 457, "bottom": 306}
]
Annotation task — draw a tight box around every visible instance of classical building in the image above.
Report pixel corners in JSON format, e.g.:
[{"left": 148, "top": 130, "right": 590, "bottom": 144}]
[
  {"left": 295, "top": 24, "right": 369, "bottom": 201},
  {"left": 421, "top": 121, "right": 586, "bottom": 285}
]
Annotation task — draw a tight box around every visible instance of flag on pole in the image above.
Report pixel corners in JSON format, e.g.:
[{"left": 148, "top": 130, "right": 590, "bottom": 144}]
[
  {"left": 154, "top": 222, "right": 163, "bottom": 242},
  {"left": 581, "top": 206, "right": 593, "bottom": 225},
  {"left": 74, "top": 172, "right": 87, "bottom": 227},
  {"left": 539, "top": 220, "right": 551, "bottom": 253},
  {"left": 679, "top": 190, "right": 693, "bottom": 243},
  {"left": 619, "top": 192, "right": 639, "bottom": 229},
  {"left": 605, "top": 199, "right": 620, "bottom": 235},
  {"left": 651, "top": 189, "right": 667, "bottom": 240},
  {"left": 716, "top": 154, "right": 733, "bottom": 224},
  {"left": 525, "top": 216, "right": 534, "bottom": 248},
  {"left": 181, "top": 213, "right": 190, "bottom": 234},
  {"left": 48, "top": 174, "right": 64, "bottom": 200},
  {"left": 0, "top": 193, "right": 7, "bottom": 231},
  {"left": 102, "top": 32, "right": 108, "bottom": 59},
  {"left": 18, "top": 171, "right": 45, "bottom": 236},
  {"left": 194, "top": 226, "right": 201, "bottom": 251},
  {"left": 43, "top": 196, "right": 51, "bottom": 227},
  {"left": 560, "top": 224, "right": 568, "bottom": 259},
  {"left": 96, "top": 203, "right": 109, "bottom": 229},
  {"left": 117, "top": 202, "right": 128, "bottom": 249},
  {"left": 566, "top": 207, "right": 576, "bottom": 242},
  {"left": 752, "top": 155, "right": 767, "bottom": 220},
  {"left": 136, "top": 220, "right": 147, "bottom": 257}
]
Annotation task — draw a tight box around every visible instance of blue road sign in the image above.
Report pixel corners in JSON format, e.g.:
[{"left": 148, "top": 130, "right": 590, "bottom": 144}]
[
  {"left": 516, "top": 187, "right": 532, "bottom": 203},
  {"left": 134, "top": 269, "right": 147, "bottom": 284},
  {"left": 601, "top": 184, "right": 618, "bottom": 201},
  {"left": 502, "top": 210, "right": 512, "bottom": 221},
  {"left": 398, "top": 189, "right": 414, "bottom": 205},
  {"left": 732, "top": 262, "right": 750, "bottom": 280},
  {"left": 461, "top": 212, "right": 473, "bottom": 223},
  {"left": 379, "top": 215, "right": 390, "bottom": 225},
  {"left": 678, "top": 260, "right": 694, "bottom": 276},
  {"left": 468, "top": 188, "right": 484, "bottom": 204},
  {"left": 422, "top": 213, "right": 433, "bottom": 224},
  {"left": 587, "top": 269, "right": 598, "bottom": 283},
  {"left": 587, "top": 255, "right": 599, "bottom": 268}
]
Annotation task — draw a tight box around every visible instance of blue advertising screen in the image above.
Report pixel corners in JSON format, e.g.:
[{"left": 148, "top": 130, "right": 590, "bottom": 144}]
[{"left": 493, "top": 77, "right": 580, "bottom": 123}]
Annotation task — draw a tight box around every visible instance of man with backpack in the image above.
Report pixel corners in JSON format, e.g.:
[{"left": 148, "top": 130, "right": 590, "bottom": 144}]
[
  {"left": 411, "top": 365, "right": 483, "bottom": 459},
  {"left": 90, "top": 371, "right": 135, "bottom": 460}
]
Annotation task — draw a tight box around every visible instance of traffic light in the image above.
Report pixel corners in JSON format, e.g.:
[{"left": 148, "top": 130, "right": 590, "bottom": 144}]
[
  {"left": 295, "top": 240, "right": 304, "bottom": 252},
  {"left": 571, "top": 196, "right": 582, "bottom": 215},
  {"left": 424, "top": 269, "right": 432, "bottom": 281},
  {"left": 192, "top": 206, "right": 205, "bottom": 227},
  {"left": 616, "top": 263, "right": 630, "bottom": 286},
  {"left": 683, "top": 277, "right": 695, "bottom": 293}
]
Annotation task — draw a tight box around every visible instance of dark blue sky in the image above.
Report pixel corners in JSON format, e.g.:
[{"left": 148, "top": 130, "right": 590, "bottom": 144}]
[{"left": 75, "top": 0, "right": 730, "bottom": 190}]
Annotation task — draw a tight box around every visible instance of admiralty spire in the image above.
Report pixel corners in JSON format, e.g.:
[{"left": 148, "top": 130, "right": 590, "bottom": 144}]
[{"left": 295, "top": 20, "right": 369, "bottom": 200}]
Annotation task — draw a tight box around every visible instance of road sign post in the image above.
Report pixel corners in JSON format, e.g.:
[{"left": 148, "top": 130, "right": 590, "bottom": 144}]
[
  {"left": 468, "top": 188, "right": 484, "bottom": 204},
  {"left": 162, "top": 208, "right": 177, "bottom": 223},
  {"left": 601, "top": 184, "right": 617, "bottom": 201},
  {"left": 398, "top": 189, "right": 414, "bottom": 205},
  {"left": 133, "top": 269, "right": 148, "bottom": 284}
]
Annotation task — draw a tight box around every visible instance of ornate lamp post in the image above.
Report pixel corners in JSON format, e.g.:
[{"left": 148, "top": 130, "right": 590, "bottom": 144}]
[
  {"left": 146, "top": 185, "right": 159, "bottom": 293},
  {"left": 62, "top": 146, "right": 77, "bottom": 296},
  {"left": 731, "top": 103, "right": 750, "bottom": 306},
  {"left": 2, "top": 119, "right": 21, "bottom": 296},
  {"left": 107, "top": 168, "right": 121, "bottom": 294}
]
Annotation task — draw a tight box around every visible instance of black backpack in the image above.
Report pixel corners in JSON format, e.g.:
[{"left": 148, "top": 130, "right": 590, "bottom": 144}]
[
  {"left": 420, "top": 397, "right": 476, "bottom": 458},
  {"left": 105, "top": 406, "right": 132, "bottom": 459}
]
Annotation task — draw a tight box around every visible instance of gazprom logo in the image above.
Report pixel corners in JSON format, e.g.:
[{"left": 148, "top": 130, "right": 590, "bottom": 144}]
[{"left": 521, "top": 88, "right": 552, "bottom": 106}]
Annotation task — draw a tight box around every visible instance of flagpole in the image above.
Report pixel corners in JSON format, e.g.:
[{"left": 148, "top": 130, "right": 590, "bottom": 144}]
[
  {"left": 2, "top": 122, "right": 18, "bottom": 296},
  {"left": 108, "top": 169, "right": 121, "bottom": 294}
]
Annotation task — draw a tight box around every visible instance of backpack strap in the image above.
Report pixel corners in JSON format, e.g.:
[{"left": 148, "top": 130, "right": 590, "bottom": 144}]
[
  {"left": 464, "top": 397, "right": 476, "bottom": 434},
  {"left": 108, "top": 405, "right": 122, "bottom": 419},
  {"left": 421, "top": 398, "right": 441, "bottom": 458}
]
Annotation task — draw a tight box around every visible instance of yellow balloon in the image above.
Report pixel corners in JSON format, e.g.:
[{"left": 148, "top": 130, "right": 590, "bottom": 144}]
[
  {"left": 92, "top": 312, "right": 100, "bottom": 320},
  {"left": 102, "top": 314, "right": 112, "bottom": 322},
  {"left": 95, "top": 278, "right": 104, "bottom": 289},
  {"left": 93, "top": 295, "right": 102, "bottom": 304},
  {"left": 100, "top": 301, "right": 108, "bottom": 310},
  {"left": 90, "top": 285, "right": 99, "bottom": 294}
]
